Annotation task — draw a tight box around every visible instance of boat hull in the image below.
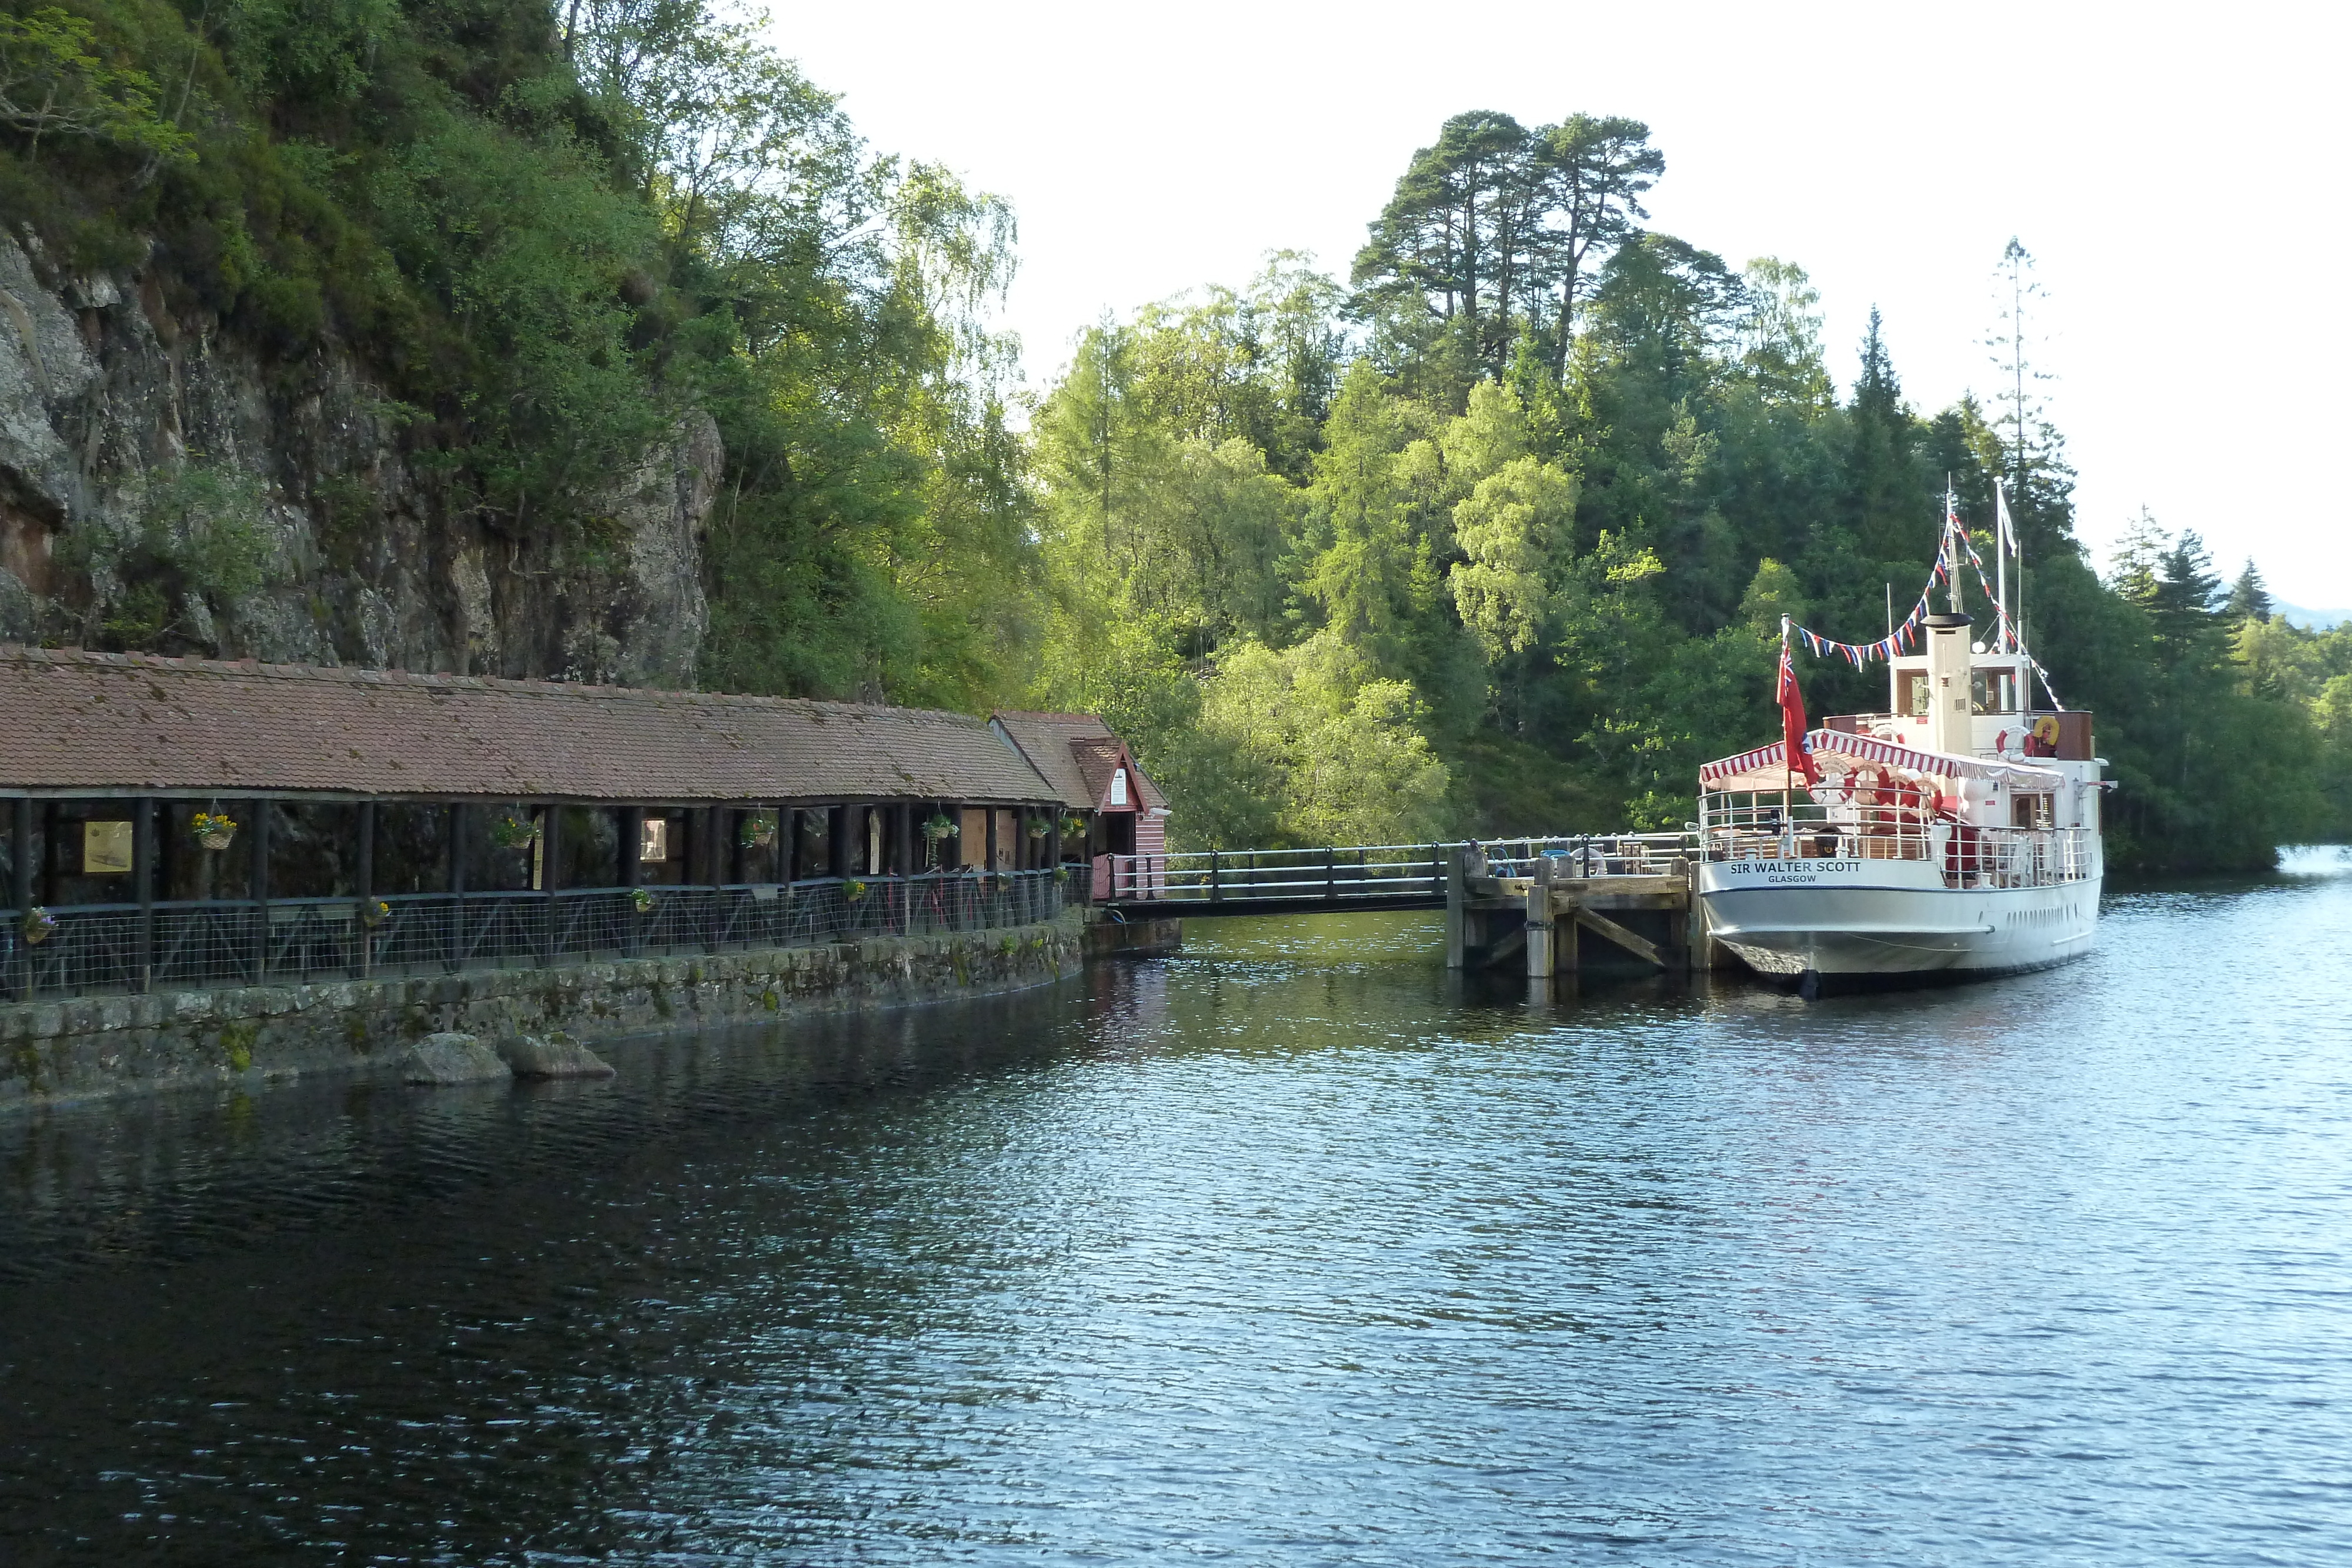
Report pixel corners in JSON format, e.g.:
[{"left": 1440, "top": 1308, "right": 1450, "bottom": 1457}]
[{"left": 1696, "top": 858, "right": 2099, "bottom": 980}]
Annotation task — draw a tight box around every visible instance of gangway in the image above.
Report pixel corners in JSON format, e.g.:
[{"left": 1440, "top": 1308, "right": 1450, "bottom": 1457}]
[{"left": 1097, "top": 834, "right": 1715, "bottom": 974}]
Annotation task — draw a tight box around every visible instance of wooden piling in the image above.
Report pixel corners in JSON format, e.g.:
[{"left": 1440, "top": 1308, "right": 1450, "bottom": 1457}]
[
  {"left": 1445, "top": 845, "right": 1468, "bottom": 969},
  {"left": 1525, "top": 854, "right": 1555, "bottom": 979}
]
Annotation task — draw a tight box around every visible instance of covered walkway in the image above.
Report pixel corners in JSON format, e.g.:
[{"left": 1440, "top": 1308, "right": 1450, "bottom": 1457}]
[{"left": 0, "top": 648, "right": 1090, "bottom": 999}]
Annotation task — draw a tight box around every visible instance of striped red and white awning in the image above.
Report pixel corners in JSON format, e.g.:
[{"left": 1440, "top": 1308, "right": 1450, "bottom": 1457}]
[{"left": 1699, "top": 729, "right": 2063, "bottom": 791}]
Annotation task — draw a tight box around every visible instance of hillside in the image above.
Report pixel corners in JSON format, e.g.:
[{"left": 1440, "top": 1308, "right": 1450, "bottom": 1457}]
[{"left": 0, "top": 0, "right": 1020, "bottom": 700}]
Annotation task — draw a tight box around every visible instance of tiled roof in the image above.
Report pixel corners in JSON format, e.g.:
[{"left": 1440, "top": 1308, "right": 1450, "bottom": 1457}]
[
  {"left": 991, "top": 710, "right": 1167, "bottom": 812},
  {"left": 0, "top": 646, "right": 1062, "bottom": 803}
]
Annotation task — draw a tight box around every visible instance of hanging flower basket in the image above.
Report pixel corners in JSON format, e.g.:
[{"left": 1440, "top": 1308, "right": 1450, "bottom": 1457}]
[
  {"left": 739, "top": 812, "right": 778, "bottom": 850},
  {"left": 1060, "top": 814, "right": 1086, "bottom": 838},
  {"left": 1025, "top": 817, "right": 1048, "bottom": 840},
  {"left": 192, "top": 811, "right": 238, "bottom": 852},
  {"left": 921, "top": 813, "right": 958, "bottom": 843},
  {"left": 22, "top": 906, "right": 55, "bottom": 946},
  {"left": 630, "top": 887, "right": 655, "bottom": 916},
  {"left": 489, "top": 813, "right": 541, "bottom": 850},
  {"left": 358, "top": 898, "right": 390, "bottom": 930},
  {"left": 843, "top": 878, "right": 868, "bottom": 903}
]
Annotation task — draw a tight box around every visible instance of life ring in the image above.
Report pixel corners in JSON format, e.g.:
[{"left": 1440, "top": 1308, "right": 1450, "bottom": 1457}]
[{"left": 2030, "top": 714, "right": 2060, "bottom": 747}]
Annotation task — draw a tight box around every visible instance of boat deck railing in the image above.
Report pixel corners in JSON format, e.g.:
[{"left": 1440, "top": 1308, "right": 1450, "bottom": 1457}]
[{"left": 1700, "top": 802, "right": 2096, "bottom": 889}]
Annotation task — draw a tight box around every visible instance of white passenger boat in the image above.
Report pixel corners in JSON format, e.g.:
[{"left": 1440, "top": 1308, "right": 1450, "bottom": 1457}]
[{"left": 1694, "top": 497, "right": 2106, "bottom": 987}]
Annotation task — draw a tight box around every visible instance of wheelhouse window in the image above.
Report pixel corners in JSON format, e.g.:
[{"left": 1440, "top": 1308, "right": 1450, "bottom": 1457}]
[
  {"left": 1897, "top": 671, "right": 1930, "bottom": 716},
  {"left": 1970, "top": 667, "right": 2019, "bottom": 715}
]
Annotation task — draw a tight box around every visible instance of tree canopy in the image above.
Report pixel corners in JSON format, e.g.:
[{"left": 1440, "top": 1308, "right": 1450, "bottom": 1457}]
[{"left": 4, "top": 2, "right": 2340, "bottom": 870}]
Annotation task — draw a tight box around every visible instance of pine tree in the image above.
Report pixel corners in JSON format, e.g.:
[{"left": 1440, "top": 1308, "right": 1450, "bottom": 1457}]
[
  {"left": 1845, "top": 307, "right": 1919, "bottom": 561},
  {"left": 2226, "top": 558, "right": 2274, "bottom": 623}
]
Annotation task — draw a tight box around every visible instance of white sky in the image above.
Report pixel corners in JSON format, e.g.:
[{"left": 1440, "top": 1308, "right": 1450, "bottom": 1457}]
[{"left": 766, "top": 0, "right": 2352, "bottom": 610}]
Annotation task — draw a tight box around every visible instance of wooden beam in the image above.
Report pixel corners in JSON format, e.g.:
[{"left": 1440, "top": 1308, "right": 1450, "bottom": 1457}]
[
  {"left": 1481, "top": 924, "right": 1526, "bottom": 968},
  {"left": 1568, "top": 904, "right": 1663, "bottom": 968}
]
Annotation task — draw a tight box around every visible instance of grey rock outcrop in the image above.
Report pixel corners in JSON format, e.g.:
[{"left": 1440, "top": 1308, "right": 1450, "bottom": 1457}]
[
  {"left": 0, "top": 230, "right": 717, "bottom": 684},
  {"left": 401, "top": 1031, "right": 510, "bottom": 1085},
  {"left": 496, "top": 1032, "right": 615, "bottom": 1079}
]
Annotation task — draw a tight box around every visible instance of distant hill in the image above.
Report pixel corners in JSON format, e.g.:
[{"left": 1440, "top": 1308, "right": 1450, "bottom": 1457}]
[{"left": 2276, "top": 603, "right": 2350, "bottom": 631}]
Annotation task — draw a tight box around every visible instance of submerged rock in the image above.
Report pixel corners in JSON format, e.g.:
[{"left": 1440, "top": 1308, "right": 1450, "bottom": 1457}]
[
  {"left": 401, "top": 1032, "right": 509, "bottom": 1085},
  {"left": 497, "top": 1032, "right": 616, "bottom": 1079}
]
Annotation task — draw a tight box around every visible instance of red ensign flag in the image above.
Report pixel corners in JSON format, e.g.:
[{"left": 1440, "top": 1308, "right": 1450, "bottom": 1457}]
[{"left": 1778, "top": 643, "right": 1819, "bottom": 785}]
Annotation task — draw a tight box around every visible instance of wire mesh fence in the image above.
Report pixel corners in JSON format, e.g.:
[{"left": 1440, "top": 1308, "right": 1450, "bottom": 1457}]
[{"left": 0, "top": 870, "right": 1067, "bottom": 1002}]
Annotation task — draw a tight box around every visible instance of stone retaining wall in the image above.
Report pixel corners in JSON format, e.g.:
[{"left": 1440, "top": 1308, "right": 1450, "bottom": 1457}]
[{"left": 0, "top": 911, "right": 1085, "bottom": 1111}]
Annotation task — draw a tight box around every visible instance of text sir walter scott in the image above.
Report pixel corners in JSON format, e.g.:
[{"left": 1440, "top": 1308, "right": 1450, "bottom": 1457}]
[{"left": 1725, "top": 860, "right": 1865, "bottom": 884}]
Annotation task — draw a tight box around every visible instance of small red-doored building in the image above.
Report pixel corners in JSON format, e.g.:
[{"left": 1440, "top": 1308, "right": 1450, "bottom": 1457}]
[{"left": 990, "top": 712, "right": 1170, "bottom": 896}]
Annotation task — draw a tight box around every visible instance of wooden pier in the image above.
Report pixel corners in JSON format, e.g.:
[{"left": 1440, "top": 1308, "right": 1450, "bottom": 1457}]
[
  {"left": 1444, "top": 847, "right": 1722, "bottom": 977},
  {"left": 1102, "top": 837, "right": 1732, "bottom": 977}
]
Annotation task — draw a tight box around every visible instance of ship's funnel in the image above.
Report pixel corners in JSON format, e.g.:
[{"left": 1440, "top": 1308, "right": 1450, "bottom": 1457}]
[{"left": 1924, "top": 611, "right": 1972, "bottom": 756}]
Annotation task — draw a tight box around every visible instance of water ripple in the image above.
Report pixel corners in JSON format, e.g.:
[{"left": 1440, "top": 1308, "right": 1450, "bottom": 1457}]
[{"left": 1, "top": 871, "right": 2348, "bottom": 1564}]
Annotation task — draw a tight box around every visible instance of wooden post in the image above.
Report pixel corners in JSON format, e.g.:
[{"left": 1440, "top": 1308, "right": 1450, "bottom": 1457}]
[
  {"left": 985, "top": 807, "right": 1000, "bottom": 875},
  {"left": 1525, "top": 852, "right": 1555, "bottom": 979},
  {"left": 539, "top": 803, "right": 560, "bottom": 964},
  {"left": 356, "top": 801, "right": 376, "bottom": 979},
  {"left": 827, "top": 804, "right": 849, "bottom": 881},
  {"left": 619, "top": 805, "right": 643, "bottom": 960},
  {"left": 1210, "top": 850, "right": 1221, "bottom": 904},
  {"left": 252, "top": 800, "right": 272, "bottom": 982},
  {"left": 9, "top": 797, "right": 28, "bottom": 999},
  {"left": 133, "top": 797, "right": 153, "bottom": 993},
  {"left": 697, "top": 807, "right": 720, "bottom": 955},
  {"left": 781, "top": 805, "right": 799, "bottom": 886},
  {"left": 9, "top": 798, "right": 29, "bottom": 918},
  {"left": 1324, "top": 845, "right": 1335, "bottom": 902},
  {"left": 446, "top": 803, "right": 467, "bottom": 972},
  {"left": 1046, "top": 811, "right": 1061, "bottom": 875},
  {"left": 1445, "top": 844, "right": 1468, "bottom": 969}
]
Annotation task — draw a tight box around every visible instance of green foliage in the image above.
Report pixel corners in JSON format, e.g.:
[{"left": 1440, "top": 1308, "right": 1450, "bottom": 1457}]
[
  {"left": 1027, "top": 109, "right": 2332, "bottom": 870},
  {"left": 1352, "top": 109, "right": 1662, "bottom": 398},
  {"left": 54, "top": 460, "right": 282, "bottom": 648},
  {"left": 0, "top": 6, "right": 191, "bottom": 163},
  {"left": 1197, "top": 632, "right": 1453, "bottom": 847}
]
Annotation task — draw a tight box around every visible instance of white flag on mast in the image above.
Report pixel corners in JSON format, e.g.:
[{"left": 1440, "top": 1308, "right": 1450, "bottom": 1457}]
[{"left": 1994, "top": 482, "right": 2020, "bottom": 559}]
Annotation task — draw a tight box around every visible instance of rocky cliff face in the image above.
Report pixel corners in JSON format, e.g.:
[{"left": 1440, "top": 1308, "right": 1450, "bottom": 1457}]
[{"left": 0, "top": 231, "right": 715, "bottom": 686}]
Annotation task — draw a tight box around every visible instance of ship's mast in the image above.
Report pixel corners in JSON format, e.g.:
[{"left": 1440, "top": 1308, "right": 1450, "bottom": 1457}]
[
  {"left": 1945, "top": 476, "right": 1963, "bottom": 616},
  {"left": 1994, "top": 479, "right": 2012, "bottom": 653}
]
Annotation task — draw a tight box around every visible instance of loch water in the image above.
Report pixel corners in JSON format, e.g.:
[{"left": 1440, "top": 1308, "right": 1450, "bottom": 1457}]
[{"left": 4, "top": 853, "right": 2351, "bottom": 1566}]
